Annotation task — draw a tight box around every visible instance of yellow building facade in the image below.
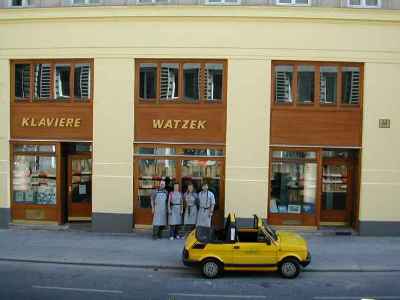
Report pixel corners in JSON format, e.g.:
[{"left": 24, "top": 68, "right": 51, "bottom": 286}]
[{"left": 0, "top": 5, "right": 399, "bottom": 235}]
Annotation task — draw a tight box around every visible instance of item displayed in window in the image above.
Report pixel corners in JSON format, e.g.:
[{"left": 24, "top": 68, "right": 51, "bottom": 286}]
[{"left": 288, "top": 205, "right": 301, "bottom": 214}]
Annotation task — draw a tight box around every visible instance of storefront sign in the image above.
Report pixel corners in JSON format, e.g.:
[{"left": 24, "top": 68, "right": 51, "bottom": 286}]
[
  {"left": 152, "top": 119, "right": 207, "bottom": 130},
  {"left": 21, "top": 117, "right": 82, "bottom": 128}
]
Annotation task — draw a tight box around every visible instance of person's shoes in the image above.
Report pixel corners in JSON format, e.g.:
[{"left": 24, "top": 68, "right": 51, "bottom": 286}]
[{"left": 169, "top": 237, "right": 174, "bottom": 240}]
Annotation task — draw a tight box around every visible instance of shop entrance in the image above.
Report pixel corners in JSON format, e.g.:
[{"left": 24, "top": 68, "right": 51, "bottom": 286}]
[
  {"left": 320, "top": 150, "right": 357, "bottom": 225},
  {"left": 133, "top": 145, "right": 225, "bottom": 228},
  {"left": 67, "top": 154, "right": 92, "bottom": 221}
]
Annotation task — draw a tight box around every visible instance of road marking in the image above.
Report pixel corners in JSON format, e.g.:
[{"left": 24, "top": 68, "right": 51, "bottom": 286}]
[
  {"left": 32, "top": 285, "right": 123, "bottom": 294},
  {"left": 168, "top": 293, "right": 267, "bottom": 299},
  {"left": 313, "top": 296, "right": 400, "bottom": 300}
]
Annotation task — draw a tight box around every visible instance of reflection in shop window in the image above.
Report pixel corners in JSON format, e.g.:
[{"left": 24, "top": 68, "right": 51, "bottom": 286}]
[
  {"left": 74, "top": 63, "right": 91, "bottom": 101},
  {"left": 139, "top": 63, "right": 157, "bottom": 100},
  {"left": 272, "top": 151, "right": 316, "bottom": 160},
  {"left": 54, "top": 64, "right": 71, "bottom": 99},
  {"left": 15, "top": 64, "right": 31, "bottom": 99},
  {"left": 183, "top": 63, "right": 200, "bottom": 101},
  {"left": 14, "top": 144, "right": 56, "bottom": 153},
  {"left": 205, "top": 63, "right": 223, "bottom": 101},
  {"left": 270, "top": 161, "right": 317, "bottom": 214},
  {"left": 342, "top": 66, "right": 360, "bottom": 105},
  {"left": 160, "top": 63, "right": 179, "bottom": 101},
  {"left": 136, "top": 147, "right": 176, "bottom": 156},
  {"left": 13, "top": 155, "right": 57, "bottom": 205},
  {"left": 34, "top": 64, "right": 52, "bottom": 100},
  {"left": 297, "top": 65, "right": 315, "bottom": 104},
  {"left": 183, "top": 148, "right": 224, "bottom": 157},
  {"left": 275, "top": 65, "right": 293, "bottom": 103},
  {"left": 320, "top": 66, "right": 337, "bottom": 104}
]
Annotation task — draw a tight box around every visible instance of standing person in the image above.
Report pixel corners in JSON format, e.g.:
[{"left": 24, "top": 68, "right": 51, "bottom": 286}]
[
  {"left": 151, "top": 180, "right": 168, "bottom": 239},
  {"left": 183, "top": 183, "right": 198, "bottom": 232},
  {"left": 168, "top": 183, "right": 183, "bottom": 240},
  {"left": 196, "top": 183, "right": 216, "bottom": 228}
]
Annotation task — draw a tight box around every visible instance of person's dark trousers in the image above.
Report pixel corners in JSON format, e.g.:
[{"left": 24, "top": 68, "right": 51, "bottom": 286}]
[
  {"left": 153, "top": 226, "right": 163, "bottom": 239},
  {"left": 169, "top": 225, "right": 177, "bottom": 238}
]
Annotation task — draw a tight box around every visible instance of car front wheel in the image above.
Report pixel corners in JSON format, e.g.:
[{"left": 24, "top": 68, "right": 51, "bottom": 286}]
[
  {"left": 201, "top": 259, "right": 222, "bottom": 279},
  {"left": 279, "top": 258, "right": 300, "bottom": 279}
]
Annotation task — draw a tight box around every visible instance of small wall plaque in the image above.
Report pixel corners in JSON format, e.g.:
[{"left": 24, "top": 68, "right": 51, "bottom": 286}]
[{"left": 379, "top": 119, "right": 390, "bottom": 128}]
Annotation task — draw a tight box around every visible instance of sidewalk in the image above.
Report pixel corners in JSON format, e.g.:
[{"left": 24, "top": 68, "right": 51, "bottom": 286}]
[{"left": 1, "top": 228, "right": 400, "bottom": 272}]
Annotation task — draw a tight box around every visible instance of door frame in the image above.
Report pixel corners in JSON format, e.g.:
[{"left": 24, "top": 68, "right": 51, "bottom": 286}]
[{"left": 67, "top": 153, "right": 92, "bottom": 221}]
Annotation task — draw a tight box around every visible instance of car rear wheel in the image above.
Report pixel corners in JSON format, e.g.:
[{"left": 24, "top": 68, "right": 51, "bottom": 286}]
[
  {"left": 279, "top": 258, "right": 300, "bottom": 279},
  {"left": 201, "top": 259, "right": 222, "bottom": 279}
]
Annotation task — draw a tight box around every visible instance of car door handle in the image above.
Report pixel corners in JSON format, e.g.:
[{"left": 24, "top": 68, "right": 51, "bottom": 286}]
[{"left": 233, "top": 245, "right": 240, "bottom": 249}]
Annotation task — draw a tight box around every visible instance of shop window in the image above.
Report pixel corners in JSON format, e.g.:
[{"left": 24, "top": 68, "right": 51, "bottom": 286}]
[
  {"left": 342, "top": 66, "right": 360, "bottom": 105},
  {"left": 139, "top": 63, "right": 157, "bottom": 100},
  {"left": 13, "top": 145, "right": 57, "bottom": 205},
  {"left": 297, "top": 65, "right": 315, "bottom": 104},
  {"left": 320, "top": 66, "right": 337, "bottom": 104},
  {"left": 270, "top": 150, "right": 317, "bottom": 215},
  {"left": 272, "top": 150, "right": 316, "bottom": 160},
  {"left": 183, "top": 148, "right": 224, "bottom": 157},
  {"left": 136, "top": 147, "right": 176, "bottom": 156},
  {"left": 275, "top": 65, "right": 293, "bottom": 104},
  {"left": 183, "top": 63, "right": 200, "bottom": 101},
  {"left": 348, "top": 0, "right": 381, "bottom": 8},
  {"left": 276, "top": 0, "right": 310, "bottom": 5},
  {"left": 206, "top": 0, "right": 241, "bottom": 5}
]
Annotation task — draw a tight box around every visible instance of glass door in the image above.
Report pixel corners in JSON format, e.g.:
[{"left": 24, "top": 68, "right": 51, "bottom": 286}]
[
  {"left": 68, "top": 154, "right": 92, "bottom": 221},
  {"left": 320, "top": 162, "right": 352, "bottom": 224}
]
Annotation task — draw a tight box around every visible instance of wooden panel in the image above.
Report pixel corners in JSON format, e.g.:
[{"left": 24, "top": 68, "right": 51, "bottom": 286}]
[
  {"left": 268, "top": 213, "right": 317, "bottom": 226},
  {"left": 270, "top": 109, "right": 362, "bottom": 147},
  {"left": 135, "top": 105, "right": 226, "bottom": 143},
  {"left": 12, "top": 204, "right": 58, "bottom": 222},
  {"left": 11, "top": 103, "right": 93, "bottom": 140}
]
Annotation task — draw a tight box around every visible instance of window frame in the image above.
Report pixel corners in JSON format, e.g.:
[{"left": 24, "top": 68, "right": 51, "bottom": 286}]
[
  {"left": 347, "top": 0, "right": 381, "bottom": 8},
  {"left": 135, "top": 59, "right": 227, "bottom": 106},
  {"left": 271, "top": 61, "right": 363, "bottom": 109},
  {"left": 11, "top": 59, "right": 94, "bottom": 104},
  {"left": 276, "top": 0, "right": 311, "bottom": 6}
]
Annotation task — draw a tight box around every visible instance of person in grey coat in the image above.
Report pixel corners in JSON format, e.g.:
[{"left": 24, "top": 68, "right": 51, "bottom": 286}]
[
  {"left": 151, "top": 180, "right": 168, "bottom": 239},
  {"left": 183, "top": 183, "right": 198, "bottom": 231},
  {"left": 196, "top": 183, "right": 216, "bottom": 228},
  {"left": 168, "top": 183, "right": 183, "bottom": 240}
]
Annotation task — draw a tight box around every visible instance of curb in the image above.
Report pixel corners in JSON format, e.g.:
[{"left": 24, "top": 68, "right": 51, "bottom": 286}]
[{"left": 1, "top": 258, "right": 400, "bottom": 273}]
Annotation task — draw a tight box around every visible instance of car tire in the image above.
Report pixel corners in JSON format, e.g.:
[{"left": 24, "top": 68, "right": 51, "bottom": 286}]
[
  {"left": 279, "top": 258, "right": 300, "bottom": 279},
  {"left": 201, "top": 259, "right": 222, "bottom": 279}
]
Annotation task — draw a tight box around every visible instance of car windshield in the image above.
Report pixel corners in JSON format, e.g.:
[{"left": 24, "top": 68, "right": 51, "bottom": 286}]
[{"left": 195, "top": 226, "right": 214, "bottom": 243}]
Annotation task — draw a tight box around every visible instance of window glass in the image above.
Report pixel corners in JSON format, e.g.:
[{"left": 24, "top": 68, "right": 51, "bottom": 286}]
[
  {"left": 74, "top": 63, "right": 91, "bottom": 101},
  {"left": 322, "top": 164, "right": 348, "bottom": 210},
  {"left": 13, "top": 155, "right": 57, "bottom": 205},
  {"left": 275, "top": 65, "right": 293, "bottom": 103},
  {"left": 14, "top": 144, "right": 56, "bottom": 153},
  {"left": 71, "top": 158, "right": 92, "bottom": 204},
  {"left": 272, "top": 151, "right": 316, "bottom": 160},
  {"left": 136, "top": 147, "right": 176, "bottom": 156},
  {"left": 349, "top": 0, "right": 361, "bottom": 4},
  {"left": 322, "top": 149, "right": 355, "bottom": 159},
  {"left": 366, "top": 0, "right": 378, "bottom": 6},
  {"left": 320, "top": 66, "right": 337, "bottom": 104},
  {"left": 297, "top": 65, "right": 315, "bottom": 103},
  {"left": 183, "top": 148, "right": 224, "bottom": 157},
  {"left": 342, "top": 66, "right": 360, "bottom": 105},
  {"left": 34, "top": 64, "right": 51, "bottom": 100},
  {"left": 205, "top": 63, "right": 223, "bottom": 101},
  {"left": 183, "top": 63, "right": 200, "bottom": 101},
  {"left": 270, "top": 161, "right": 317, "bottom": 215},
  {"left": 75, "top": 143, "right": 92, "bottom": 153},
  {"left": 54, "top": 64, "right": 71, "bottom": 100},
  {"left": 15, "top": 64, "right": 31, "bottom": 99},
  {"left": 160, "top": 63, "right": 179, "bottom": 100},
  {"left": 139, "top": 63, "right": 157, "bottom": 100}
]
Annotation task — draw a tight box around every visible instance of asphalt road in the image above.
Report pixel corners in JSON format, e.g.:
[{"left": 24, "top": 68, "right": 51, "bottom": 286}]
[{"left": 1, "top": 261, "right": 400, "bottom": 300}]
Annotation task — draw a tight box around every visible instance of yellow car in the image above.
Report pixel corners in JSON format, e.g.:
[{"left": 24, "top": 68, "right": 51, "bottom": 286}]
[{"left": 182, "top": 214, "right": 311, "bottom": 279}]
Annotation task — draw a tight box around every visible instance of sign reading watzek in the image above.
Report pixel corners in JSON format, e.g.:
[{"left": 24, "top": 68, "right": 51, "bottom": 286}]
[
  {"left": 21, "top": 117, "right": 82, "bottom": 128},
  {"left": 152, "top": 119, "right": 207, "bottom": 130}
]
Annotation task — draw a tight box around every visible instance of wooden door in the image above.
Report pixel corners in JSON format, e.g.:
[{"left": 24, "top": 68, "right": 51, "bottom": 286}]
[
  {"left": 320, "top": 159, "right": 353, "bottom": 224},
  {"left": 68, "top": 154, "right": 92, "bottom": 221}
]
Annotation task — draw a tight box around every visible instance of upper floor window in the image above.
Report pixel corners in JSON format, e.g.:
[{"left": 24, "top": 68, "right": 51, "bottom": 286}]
[
  {"left": 64, "top": 0, "right": 101, "bottom": 5},
  {"left": 276, "top": 0, "right": 310, "bottom": 5},
  {"left": 273, "top": 61, "right": 362, "bottom": 107},
  {"left": 136, "top": 59, "right": 226, "bottom": 104},
  {"left": 12, "top": 60, "right": 93, "bottom": 102},
  {"left": 348, "top": 0, "right": 381, "bottom": 8},
  {"left": 206, "top": 0, "right": 241, "bottom": 5},
  {"left": 8, "top": 0, "right": 30, "bottom": 7},
  {"left": 136, "top": 0, "right": 170, "bottom": 3}
]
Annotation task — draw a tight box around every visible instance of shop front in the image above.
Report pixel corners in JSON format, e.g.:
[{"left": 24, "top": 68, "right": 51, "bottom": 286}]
[
  {"left": 268, "top": 61, "right": 363, "bottom": 228},
  {"left": 10, "top": 59, "right": 93, "bottom": 224},
  {"left": 133, "top": 59, "right": 227, "bottom": 228}
]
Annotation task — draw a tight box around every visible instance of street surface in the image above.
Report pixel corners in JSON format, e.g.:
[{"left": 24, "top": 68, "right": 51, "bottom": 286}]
[{"left": 1, "top": 261, "right": 400, "bottom": 300}]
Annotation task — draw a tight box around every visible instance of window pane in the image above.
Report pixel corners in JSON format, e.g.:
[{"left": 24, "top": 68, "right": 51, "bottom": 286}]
[
  {"left": 270, "top": 162, "right": 317, "bottom": 215},
  {"left": 13, "top": 155, "right": 57, "bottom": 205},
  {"left": 160, "top": 63, "right": 179, "bottom": 100},
  {"left": 71, "top": 158, "right": 92, "bottom": 203},
  {"left": 11, "top": 0, "right": 23, "bottom": 6},
  {"left": 320, "top": 66, "right": 337, "bottom": 104},
  {"left": 205, "top": 63, "right": 223, "bottom": 101},
  {"left": 275, "top": 65, "right": 293, "bottom": 103},
  {"left": 278, "top": 0, "right": 291, "bottom": 3},
  {"left": 183, "top": 63, "right": 200, "bottom": 101},
  {"left": 366, "top": 0, "right": 378, "bottom": 6},
  {"left": 74, "top": 63, "right": 91, "bottom": 100},
  {"left": 34, "top": 64, "right": 51, "bottom": 100},
  {"left": 183, "top": 148, "right": 224, "bottom": 157},
  {"left": 15, "top": 64, "right": 30, "bottom": 99},
  {"left": 342, "top": 66, "right": 360, "bottom": 105},
  {"left": 295, "top": 0, "right": 309, "bottom": 4},
  {"left": 322, "top": 164, "right": 348, "bottom": 210},
  {"left": 297, "top": 65, "right": 315, "bottom": 103},
  {"left": 272, "top": 151, "right": 316, "bottom": 160},
  {"left": 14, "top": 144, "right": 56, "bottom": 153},
  {"left": 349, "top": 0, "right": 361, "bottom": 5},
  {"left": 139, "top": 63, "right": 157, "bottom": 100},
  {"left": 54, "top": 64, "right": 71, "bottom": 99},
  {"left": 136, "top": 147, "right": 176, "bottom": 156}
]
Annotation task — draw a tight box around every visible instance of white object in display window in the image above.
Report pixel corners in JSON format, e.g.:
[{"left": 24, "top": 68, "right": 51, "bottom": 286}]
[
  {"left": 288, "top": 205, "right": 301, "bottom": 214},
  {"left": 79, "top": 184, "right": 87, "bottom": 195}
]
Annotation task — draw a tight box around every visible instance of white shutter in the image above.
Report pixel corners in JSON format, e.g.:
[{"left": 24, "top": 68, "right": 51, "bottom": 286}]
[{"left": 34, "top": 64, "right": 51, "bottom": 99}]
